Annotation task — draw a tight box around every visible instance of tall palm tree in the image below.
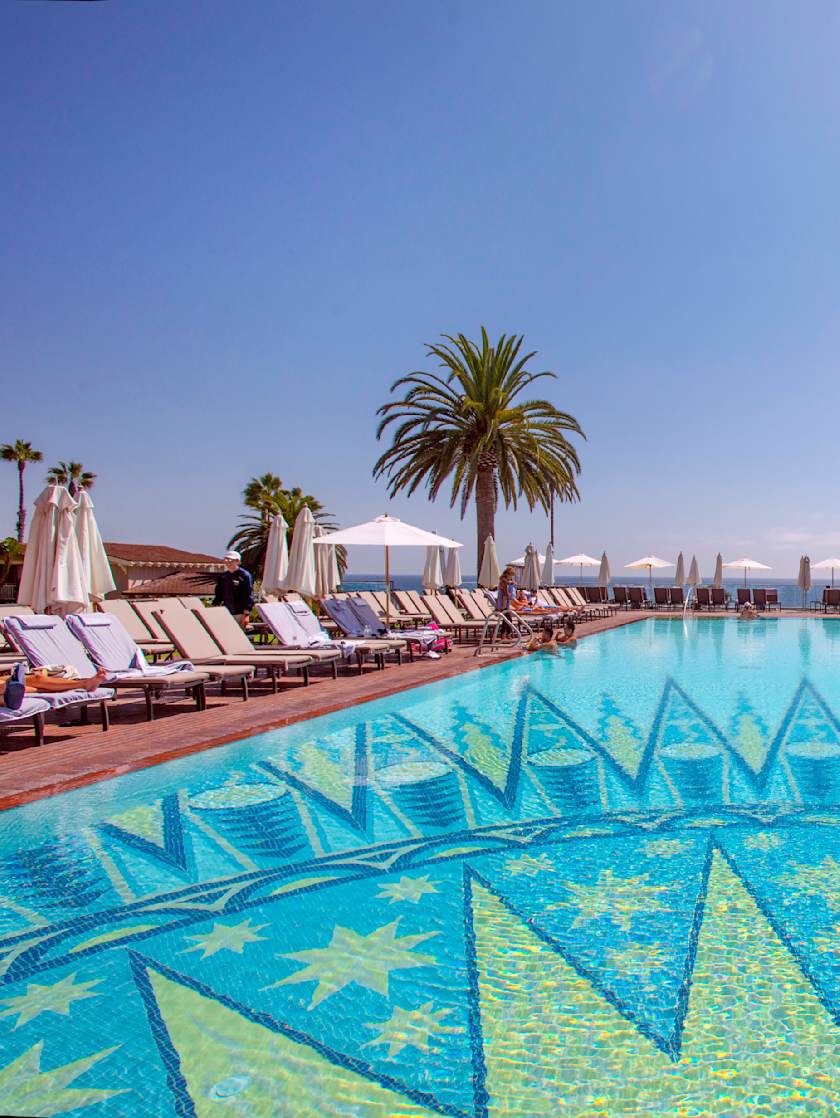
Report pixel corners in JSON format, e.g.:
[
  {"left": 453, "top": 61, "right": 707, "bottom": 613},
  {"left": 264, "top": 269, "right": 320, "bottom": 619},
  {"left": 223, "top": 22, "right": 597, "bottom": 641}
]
[
  {"left": 374, "top": 329, "right": 585, "bottom": 569},
  {"left": 243, "top": 473, "right": 285, "bottom": 523},
  {"left": 1, "top": 439, "right": 43, "bottom": 542},
  {"left": 45, "top": 461, "right": 97, "bottom": 498},
  {"left": 229, "top": 485, "right": 345, "bottom": 575}
]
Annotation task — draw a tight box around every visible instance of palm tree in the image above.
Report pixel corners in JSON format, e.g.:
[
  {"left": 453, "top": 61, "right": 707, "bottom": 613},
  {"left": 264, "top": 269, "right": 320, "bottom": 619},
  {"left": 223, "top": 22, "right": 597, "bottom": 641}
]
[
  {"left": 229, "top": 484, "right": 345, "bottom": 575},
  {"left": 374, "top": 329, "right": 585, "bottom": 569},
  {"left": 243, "top": 473, "right": 285, "bottom": 523},
  {"left": 1, "top": 439, "right": 43, "bottom": 542},
  {"left": 45, "top": 461, "right": 97, "bottom": 498},
  {"left": 0, "top": 537, "right": 23, "bottom": 584}
]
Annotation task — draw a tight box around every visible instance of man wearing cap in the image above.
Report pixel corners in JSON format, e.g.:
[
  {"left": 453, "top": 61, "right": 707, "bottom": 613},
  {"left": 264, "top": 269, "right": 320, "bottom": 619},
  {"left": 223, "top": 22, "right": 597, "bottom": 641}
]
[{"left": 213, "top": 550, "right": 254, "bottom": 628}]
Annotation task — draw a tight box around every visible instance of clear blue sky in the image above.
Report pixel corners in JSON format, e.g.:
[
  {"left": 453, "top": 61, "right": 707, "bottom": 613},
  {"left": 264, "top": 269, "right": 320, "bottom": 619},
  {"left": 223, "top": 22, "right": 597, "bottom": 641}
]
[{"left": 3, "top": 1, "right": 840, "bottom": 577}]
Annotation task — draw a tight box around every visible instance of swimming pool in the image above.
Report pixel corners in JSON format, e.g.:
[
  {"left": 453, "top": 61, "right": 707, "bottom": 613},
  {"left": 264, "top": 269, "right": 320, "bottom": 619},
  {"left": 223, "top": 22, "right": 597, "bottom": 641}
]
[{"left": 1, "top": 617, "right": 839, "bottom": 1116}]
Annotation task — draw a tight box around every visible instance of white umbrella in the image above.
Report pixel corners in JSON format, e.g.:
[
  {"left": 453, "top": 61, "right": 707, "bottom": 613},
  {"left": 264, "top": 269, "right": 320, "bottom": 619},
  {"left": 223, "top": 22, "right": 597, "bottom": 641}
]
[
  {"left": 598, "top": 551, "right": 611, "bottom": 587},
  {"left": 812, "top": 557, "right": 840, "bottom": 588},
  {"left": 687, "top": 555, "right": 702, "bottom": 587},
  {"left": 625, "top": 554, "right": 673, "bottom": 597},
  {"left": 557, "top": 552, "right": 601, "bottom": 582},
  {"left": 712, "top": 553, "right": 724, "bottom": 589},
  {"left": 797, "top": 554, "right": 811, "bottom": 609},
  {"left": 673, "top": 552, "right": 685, "bottom": 587},
  {"left": 315, "top": 513, "right": 462, "bottom": 623},
  {"left": 478, "top": 535, "right": 501, "bottom": 588},
  {"left": 314, "top": 524, "right": 340, "bottom": 598},
  {"left": 423, "top": 545, "right": 444, "bottom": 592},
  {"left": 50, "top": 488, "right": 87, "bottom": 614},
  {"left": 284, "top": 506, "right": 317, "bottom": 598},
  {"left": 262, "top": 513, "right": 289, "bottom": 597},
  {"left": 723, "top": 556, "right": 771, "bottom": 588},
  {"left": 444, "top": 547, "right": 462, "bottom": 588},
  {"left": 541, "top": 542, "right": 555, "bottom": 587},
  {"left": 17, "top": 485, "right": 62, "bottom": 612},
  {"left": 509, "top": 551, "right": 548, "bottom": 567},
  {"left": 75, "top": 491, "right": 116, "bottom": 604},
  {"left": 521, "top": 543, "right": 541, "bottom": 593}
]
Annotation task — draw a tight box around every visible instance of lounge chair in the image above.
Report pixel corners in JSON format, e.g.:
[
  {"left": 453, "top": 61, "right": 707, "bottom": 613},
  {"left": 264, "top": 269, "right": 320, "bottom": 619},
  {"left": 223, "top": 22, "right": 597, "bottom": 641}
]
[
  {"left": 259, "top": 600, "right": 403, "bottom": 675},
  {"left": 710, "top": 587, "right": 729, "bottom": 610},
  {"left": 826, "top": 589, "right": 840, "bottom": 613},
  {"left": 653, "top": 587, "right": 669, "bottom": 610},
  {"left": 59, "top": 613, "right": 210, "bottom": 719},
  {"left": 670, "top": 587, "right": 685, "bottom": 609},
  {"left": 0, "top": 694, "right": 53, "bottom": 745},
  {"left": 694, "top": 587, "right": 711, "bottom": 610},
  {"left": 612, "top": 586, "right": 629, "bottom": 609},
  {"left": 752, "top": 588, "right": 768, "bottom": 611},
  {"left": 420, "top": 593, "right": 483, "bottom": 640},
  {"left": 319, "top": 598, "right": 409, "bottom": 668},
  {"left": 151, "top": 609, "right": 263, "bottom": 699},
  {"left": 178, "top": 596, "right": 207, "bottom": 611},
  {"left": 348, "top": 597, "right": 445, "bottom": 654},
  {"left": 193, "top": 606, "right": 322, "bottom": 690},
  {"left": 131, "top": 598, "right": 186, "bottom": 643},
  {"left": 765, "top": 588, "right": 781, "bottom": 612},
  {"left": 736, "top": 588, "right": 751, "bottom": 608},
  {"left": 627, "top": 587, "right": 646, "bottom": 609},
  {"left": 101, "top": 598, "right": 175, "bottom": 658},
  {"left": 355, "top": 591, "right": 415, "bottom": 627},
  {"left": 392, "top": 591, "right": 432, "bottom": 623},
  {"left": 454, "top": 588, "right": 492, "bottom": 622}
]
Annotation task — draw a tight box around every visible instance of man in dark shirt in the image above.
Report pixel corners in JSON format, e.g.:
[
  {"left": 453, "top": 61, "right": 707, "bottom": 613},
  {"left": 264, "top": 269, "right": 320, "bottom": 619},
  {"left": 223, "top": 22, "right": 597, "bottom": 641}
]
[{"left": 213, "top": 550, "right": 254, "bottom": 627}]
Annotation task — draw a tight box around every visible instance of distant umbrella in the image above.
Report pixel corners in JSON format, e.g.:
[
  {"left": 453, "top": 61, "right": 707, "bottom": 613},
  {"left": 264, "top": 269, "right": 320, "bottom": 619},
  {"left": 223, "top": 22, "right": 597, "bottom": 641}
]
[
  {"left": 314, "top": 525, "right": 339, "bottom": 597},
  {"left": 673, "top": 552, "right": 685, "bottom": 587},
  {"left": 687, "top": 555, "right": 702, "bottom": 587},
  {"left": 557, "top": 552, "right": 600, "bottom": 582},
  {"left": 444, "top": 547, "right": 462, "bottom": 588},
  {"left": 75, "top": 490, "right": 116, "bottom": 604},
  {"left": 521, "top": 544, "right": 541, "bottom": 593},
  {"left": 478, "top": 536, "right": 501, "bottom": 588},
  {"left": 625, "top": 555, "right": 673, "bottom": 597},
  {"left": 598, "top": 551, "right": 611, "bottom": 587},
  {"left": 812, "top": 557, "right": 840, "bottom": 588},
  {"left": 284, "top": 506, "right": 317, "bottom": 597},
  {"left": 723, "top": 557, "right": 771, "bottom": 588},
  {"left": 541, "top": 542, "right": 555, "bottom": 587},
  {"left": 797, "top": 554, "right": 811, "bottom": 609},
  {"left": 712, "top": 553, "right": 724, "bottom": 589},
  {"left": 423, "top": 545, "right": 444, "bottom": 592},
  {"left": 262, "top": 513, "right": 288, "bottom": 597}
]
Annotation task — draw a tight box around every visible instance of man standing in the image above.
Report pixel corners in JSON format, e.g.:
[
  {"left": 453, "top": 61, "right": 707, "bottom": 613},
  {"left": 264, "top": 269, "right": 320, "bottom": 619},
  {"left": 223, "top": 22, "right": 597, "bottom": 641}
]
[{"left": 213, "top": 550, "right": 254, "bottom": 627}]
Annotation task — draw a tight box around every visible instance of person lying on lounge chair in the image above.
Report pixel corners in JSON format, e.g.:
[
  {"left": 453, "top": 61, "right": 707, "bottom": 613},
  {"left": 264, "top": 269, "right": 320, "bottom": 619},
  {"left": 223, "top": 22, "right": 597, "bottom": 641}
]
[
  {"left": 511, "top": 589, "right": 556, "bottom": 614},
  {"left": 2, "top": 664, "right": 108, "bottom": 699}
]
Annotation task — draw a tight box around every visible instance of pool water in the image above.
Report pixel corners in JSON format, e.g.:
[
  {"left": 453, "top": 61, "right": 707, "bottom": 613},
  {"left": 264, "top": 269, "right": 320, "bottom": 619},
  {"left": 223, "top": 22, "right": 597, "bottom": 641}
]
[{"left": 2, "top": 618, "right": 840, "bottom": 1116}]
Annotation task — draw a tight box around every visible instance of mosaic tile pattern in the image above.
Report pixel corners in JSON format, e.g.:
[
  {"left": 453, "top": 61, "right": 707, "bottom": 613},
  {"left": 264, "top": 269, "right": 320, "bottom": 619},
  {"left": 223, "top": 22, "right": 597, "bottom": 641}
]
[{"left": 2, "top": 658, "right": 840, "bottom": 1115}]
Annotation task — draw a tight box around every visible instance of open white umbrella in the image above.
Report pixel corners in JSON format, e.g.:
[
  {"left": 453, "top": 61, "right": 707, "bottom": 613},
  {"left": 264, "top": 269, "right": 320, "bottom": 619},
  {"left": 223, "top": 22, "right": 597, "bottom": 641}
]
[
  {"left": 75, "top": 491, "right": 116, "bottom": 604},
  {"left": 723, "top": 556, "right": 771, "bottom": 588},
  {"left": 478, "top": 535, "right": 501, "bottom": 588},
  {"left": 18, "top": 485, "right": 62, "bottom": 612},
  {"left": 509, "top": 551, "right": 548, "bottom": 568},
  {"left": 423, "top": 545, "right": 444, "bottom": 592},
  {"left": 444, "top": 547, "right": 462, "bottom": 588},
  {"left": 284, "top": 506, "right": 317, "bottom": 597},
  {"left": 541, "top": 542, "right": 555, "bottom": 587},
  {"left": 262, "top": 513, "right": 289, "bottom": 597},
  {"left": 673, "top": 552, "right": 685, "bottom": 587},
  {"left": 314, "top": 524, "right": 340, "bottom": 598},
  {"left": 797, "top": 554, "right": 812, "bottom": 609},
  {"left": 712, "top": 553, "right": 724, "bottom": 589},
  {"left": 557, "top": 552, "right": 601, "bottom": 582},
  {"left": 521, "top": 543, "right": 541, "bottom": 593},
  {"left": 625, "top": 554, "right": 673, "bottom": 597},
  {"left": 598, "top": 551, "right": 611, "bottom": 587},
  {"left": 812, "top": 557, "right": 840, "bottom": 588},
  {"left": 315, "top": 514, "right": 462, "bottom": 623},
  {"left": 687, "top": 555, "right": 702, "bottom": 587}
]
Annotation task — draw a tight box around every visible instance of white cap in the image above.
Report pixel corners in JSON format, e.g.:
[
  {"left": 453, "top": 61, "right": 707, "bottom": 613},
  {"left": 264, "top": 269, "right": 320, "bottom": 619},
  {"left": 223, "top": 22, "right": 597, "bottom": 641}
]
[{"left": 224, "top": 550, "right": 241, "bottom": 562}]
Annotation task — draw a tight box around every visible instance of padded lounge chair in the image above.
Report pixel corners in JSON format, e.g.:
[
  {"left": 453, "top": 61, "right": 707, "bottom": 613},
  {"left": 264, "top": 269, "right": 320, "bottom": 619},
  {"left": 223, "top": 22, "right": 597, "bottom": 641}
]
[
  {"left": 420, "top": 594, "right": 482, "bottom": 639},
  {"left": 709, "top": 588, "right": 728, "bottom": 610},
  {"left": 752, "top": 588, "right": 768, "bottom": 611},
  {"left": 258, "top": 601, "right": 394, "bottom": 676},
  {"left": 101, "top": 598, "right": 175, "bottom": 658},
  {"left": 765, "top": 589, "right": 781, "bottom": 612},
  {"left": 392, "top": 591, "right": 432, "bottom": 623},
  {"left": 131, "top": 598, "right": 187, "bottom": 644},
  {"left": 627, "top": 587, "right": 646, "bottom": 609},
  {"left": 653, "top": 587, "right": 669, "bottom": 610},
  {"left": 736, "top": 588, "right": 751, "bottom": 608},
  {"left": 192, "top": 606, "right": 325, "bottom": 688},
  {"left": 320, "top": 599, "right": 410, "bottom": 668},
  {"left": 612, "top": 586, "right": 629, "bottom": 609},
  {"left": 0, "top": 695, "right": 52, "bottom": 745},
  {"left": 56, "top": 613, "right": 209, "bottom": 720},
  {"left": 670, "top": 587, "right": 685, "bottom": 609},
  {"left": 151, "top": 609, "right": 263, "bottom": 698}
]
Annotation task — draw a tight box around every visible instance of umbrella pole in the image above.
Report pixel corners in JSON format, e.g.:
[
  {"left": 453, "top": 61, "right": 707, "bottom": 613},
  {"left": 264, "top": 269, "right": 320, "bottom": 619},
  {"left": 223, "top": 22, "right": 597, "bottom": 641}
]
[{"left": 385, "top": 545, "right": 390, "bottom": 626}]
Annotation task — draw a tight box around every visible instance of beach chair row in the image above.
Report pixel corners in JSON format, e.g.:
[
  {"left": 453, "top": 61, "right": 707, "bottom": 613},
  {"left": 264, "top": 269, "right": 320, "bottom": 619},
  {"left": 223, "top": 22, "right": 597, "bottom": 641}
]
[{"left": 812, "top": 588, "right": 840, "bottom": 612}]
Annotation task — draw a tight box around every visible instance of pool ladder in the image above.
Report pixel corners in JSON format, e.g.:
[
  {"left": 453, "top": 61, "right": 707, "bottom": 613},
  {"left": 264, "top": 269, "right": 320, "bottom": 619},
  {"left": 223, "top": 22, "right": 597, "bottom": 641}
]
[{"left": 475, "top": 610, "right": 535, "bottom": 656}]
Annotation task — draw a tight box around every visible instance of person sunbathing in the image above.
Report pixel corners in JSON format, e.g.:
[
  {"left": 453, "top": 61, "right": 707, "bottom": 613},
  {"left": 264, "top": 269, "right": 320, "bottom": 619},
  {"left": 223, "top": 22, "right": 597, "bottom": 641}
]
[
  {"left": 511, "top": 589, "right": 555, "bottom": 614},
  {"left": 2, "top": 665, "right": 108, "bottom": 696}
]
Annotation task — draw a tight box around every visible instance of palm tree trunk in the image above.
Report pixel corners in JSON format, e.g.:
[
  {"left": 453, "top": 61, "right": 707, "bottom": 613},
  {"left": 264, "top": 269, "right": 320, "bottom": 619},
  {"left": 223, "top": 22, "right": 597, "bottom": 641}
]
[
  {"left": 475, "top": 467, "right": 496, "bottom": 576},
  {"left": 16, "top": 462, "right": 25, "bottom": 543}
]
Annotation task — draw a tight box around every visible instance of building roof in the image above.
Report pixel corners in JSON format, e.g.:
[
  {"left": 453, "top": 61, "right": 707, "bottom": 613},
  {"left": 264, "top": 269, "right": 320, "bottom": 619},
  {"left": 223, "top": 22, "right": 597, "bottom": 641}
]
[
  {"left": 122, "top": 570, "right": 218, "bottom": 596},
  {"left": 104, "top": 542, "right": 224, "bottom": 569}
]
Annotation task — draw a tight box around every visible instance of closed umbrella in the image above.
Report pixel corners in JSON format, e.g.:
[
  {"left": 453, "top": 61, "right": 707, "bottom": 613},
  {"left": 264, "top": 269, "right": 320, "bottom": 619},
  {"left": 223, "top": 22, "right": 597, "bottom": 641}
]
[
  {"left": 315, "top": 514, "right": 461, "bottom": 623},
  {"left": 812, "top": 557, "right": 840, "bottom": 588},
  {"left": 444, "top": 547, "right": 462, "bottom": 588},
  {"left": 712, "top": 553, "right": 724, "bottom": 589},
  {"left": 541, "top": 542, "right": 555, "bottom": 587},
  {"left": 423, "top": 545, "right": 444, "bottom": 592},
  {"left": 18, "top": 485, "right": 62, "bottom": 612},
  {"left": 75, "top": 491, "right": 116, "bottom": 605},
  {"left": 625, "top": 554, "right": 673, "bottom": 598},
  {"left": 598, "top": 551, "right": 611, "bottom": 587},
  {"left": 50, "top": 488, "right": 87, "bottom": 614},
  {"left": 723, "top": 557, "right": 771, "bottom": 588},
  {"left": 521, "top": 543, "right": 541, "bottom": 593},
  {"left": 284, "top": 506, "right": 317, "bottom": 598},
  {"left": 557, "top": 552, "right": 601, "bottom": 582},
  {"left": 314, "top": 525, "right": 339, "bottom": 597},
  {"left": 673, "top": 552, "right": 685, "bottom": 587},
  {"left": 478, "top": 535, "right": 501, "bottom": 588},
  {"left": 797, "top": 555, "right": 812, "bottom": 609},
  {"left": 687, "top": 555, "right": 702, "bottom": 587},
  {"left": 262, "top": 513, "right": 289, "bottom": 597}
]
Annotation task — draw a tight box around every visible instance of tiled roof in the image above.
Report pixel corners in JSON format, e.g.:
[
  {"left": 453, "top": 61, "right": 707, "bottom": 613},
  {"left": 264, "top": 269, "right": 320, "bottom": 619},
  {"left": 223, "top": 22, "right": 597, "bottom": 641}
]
[
  {"left": 105, "top": 542, "right": 224, "bottom": 568},
  {"left": 122, "top": 570, "right": 218, "bottom": 596}
]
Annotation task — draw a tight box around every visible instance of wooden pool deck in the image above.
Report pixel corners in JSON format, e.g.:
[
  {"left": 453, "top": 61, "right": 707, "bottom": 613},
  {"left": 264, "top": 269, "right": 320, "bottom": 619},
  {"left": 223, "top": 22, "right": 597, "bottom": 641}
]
[{"left": 0, "top": 609, "right": 827, "bottom": 811}]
